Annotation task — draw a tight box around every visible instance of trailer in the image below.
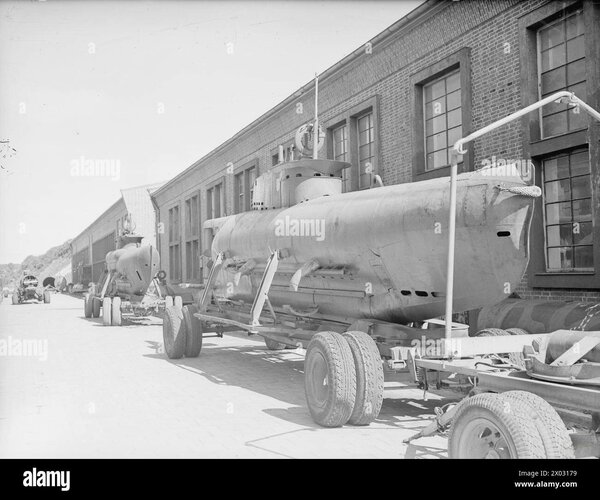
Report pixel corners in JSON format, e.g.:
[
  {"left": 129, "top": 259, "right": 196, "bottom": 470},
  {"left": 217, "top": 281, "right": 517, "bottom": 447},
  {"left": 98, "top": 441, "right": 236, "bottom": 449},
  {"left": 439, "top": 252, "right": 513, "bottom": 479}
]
[
  {"left": 162, "top": 90, "right": 600, "bottom": 458},
  {"left": 83, "top": 231, "right": 191, "bottom": 326}
]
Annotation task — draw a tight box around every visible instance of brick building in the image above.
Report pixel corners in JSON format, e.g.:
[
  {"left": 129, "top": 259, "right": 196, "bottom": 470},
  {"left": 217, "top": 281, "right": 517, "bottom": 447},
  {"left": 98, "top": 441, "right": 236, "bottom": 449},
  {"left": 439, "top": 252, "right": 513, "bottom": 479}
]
[
  {"left": 151, "top": 0, "right": 599, "bottom": 304},
  {"left": 71, "top": 183, "right": 162, "bottom": 286}
]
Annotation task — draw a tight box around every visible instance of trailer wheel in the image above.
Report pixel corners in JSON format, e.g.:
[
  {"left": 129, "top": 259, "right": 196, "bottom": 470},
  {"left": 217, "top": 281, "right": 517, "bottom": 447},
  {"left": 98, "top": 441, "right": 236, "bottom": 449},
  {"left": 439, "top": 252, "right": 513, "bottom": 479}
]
[
  {"left": 304, "top": 332, "right": 356, "bottom": 427},
  {"left": 264, "top": 337, "right": 287, "bottom": 350},
  {"left": 163, "top": 305, "right": 185, "bottom": 359},
  {"left": 111, "top": 296, "right": 122, "bottom": 326},
  {"left": 84, "top": 294, "right": 92, "bottom": 318},
  {"left": 12, "top": 293, "right": 19, "bottom": 305},
  {"left": 174, "top": 296, "right": 183, "bottom": 309},
  {"left": 92, "top": 297, "right": 101, "bottom": 318},
  {"left": 43, "top": 290, "right": 51, "bottom": 304},
  {"left": 182, "top": 305, "right": 202, "bottom": 358},
  {"left": 500, "top": 391, "right": 574, "bottom": 458},
  {"left": 342, "top": 331, "right": 384, "bottom": 425},
  {"left": 506, "top": 328, "right": 530, "bottom": 336},
  {"left": 165, "top": 296, "right": 173, "bottom": 308},
  {"left": 475, "top": 328, "right": 525, "bottom": 368},
  {"left": 448, "top": 392, "right": 546, "bottom": 458},
  {"left": 102, "top": 297, "right": 112, "bottom": 326}
]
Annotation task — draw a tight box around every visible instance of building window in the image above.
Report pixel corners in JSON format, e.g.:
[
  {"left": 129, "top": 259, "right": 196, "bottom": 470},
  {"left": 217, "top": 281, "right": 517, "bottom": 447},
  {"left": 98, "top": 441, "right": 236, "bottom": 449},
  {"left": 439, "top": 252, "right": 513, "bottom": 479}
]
[
  {"left": 332, "top": 124, "right": 351, "bottom": 192},
  {"left": 206, "top": 182, "right": 223, "bottom": 220},
  {"left": 234, "top": 165, "right": 256, "bottom": 214},
  {"left": 423, "top": 70, "right": 463, "bottom": 171},
  {"left": 272, "top": 144, "right": 296, "bottom": 166},
  {"left": 357, "top": 112, "right": 375, "bottom": 189},
  {"left": 234, "top": 172, "right": 244, "bottom": 214},
  {"left": 168, "top": 205, "right": 181, "bottom": 282},
  {"left": 248, "top": 167, "right": 256, "bottom": 208},
  {"left": 537, "top": 9, "right": 586, "bottom": 138},
  {"left": 543, "top": 148, "right": 593, "bottom": 271},
  {"left": 184, "top": 194, "right": 200, "bottom": 280}
]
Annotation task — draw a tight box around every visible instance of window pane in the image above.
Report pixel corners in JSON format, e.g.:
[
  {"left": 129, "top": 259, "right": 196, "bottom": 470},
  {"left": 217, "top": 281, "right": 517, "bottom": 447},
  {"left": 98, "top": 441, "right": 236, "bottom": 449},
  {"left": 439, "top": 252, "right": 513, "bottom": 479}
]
[
  {"left": 547, "top": 247, "right": 572, "bottom": 270},
  {"left": 566, "top": 12, "right": 584, "bottom": 39},
  {"left": 446, "top": 72, "right": 460, "bottom": 93},
  {"left": 424, "top": 79, "right": 445, "bottom": 102},
  {"left": 446, "top": 90, "right": 461, "bottom": 111},
  {"left": 545, "top": 178, "right": 571, "bottom": 202},
  {"left": 567, "top": 36, "right": 585, "bottom": 63},
  {"left": 447, "top": 108, "right": 461, "bottom": 129},
  {"left": 426, "top": 149, "right": 447, "bottom": 171},
  {"left": 567, "top": 59, "right": 585, "bottom": 85},
  {"left": 574, "top": 246, "right": 594, "bottom": 269},
  {"left": 447, "top": 125, "right": 462, "bottom": 147},
  {"left": 573, "top": 221, "right": 593, "bottom": 245},
  {"left": 425, "top": 98, "right": 446, "bottom": 119},
  {"left": 546, "top": 202, "right": 572, "bottom": 224},
  {"left": 539, "top": 23, "right": 565, "bottom": 51},
  {"left": 568, "top": 104, "right": 588, "bottom": 131},
  {"left": 426, "top": 115, "right": 446, "bottom": 136},
  {"left": 541, "top": 44, "right": 566, "bottom": 72},
  {"left": 543, "top": 111, "right": 568, "bottom": 137},
  {"left": 570, "top": 150, "right": 589, "bottom": 176},
  {"left": 547, "top": 224, "right": 573, "bottom": 246},
  {"left": 426, "top": 131, "right": 447, "bottom": 152},
  {"left": 544, "top": 155, "right": 569, "bottom": 181},
  {"left": 572, "top": 175, "right": 591, "bottom": 199},
  {"left": 541, "top": 66, "right": 566, "bottom": 94},
  {"left": 568, "top": 81, "right": 587, "bottom": 102},
  {"left": 572, "top": 198, "right": 591, "bottom": 222}
]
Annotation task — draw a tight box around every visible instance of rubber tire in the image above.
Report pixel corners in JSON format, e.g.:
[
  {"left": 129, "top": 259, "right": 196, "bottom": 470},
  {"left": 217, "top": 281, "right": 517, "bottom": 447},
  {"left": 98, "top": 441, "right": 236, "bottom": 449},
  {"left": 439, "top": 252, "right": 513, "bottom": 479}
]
[
  {"left": 476, "top": 328, "right": 525, "bottom": 368},
  {"left": 174, "top": 296, "right": 183, "bottom": 309},
  {"left": 92, "top": 297, "right": 101, "bottom": 318},
  {"left": 102, "top": 297, "right": 112, "bottom": 326},
  {"left": 111, "top": 296, "right": 122, "bottom": 326},
  {"left": 84, "top": 294, "right": 93, "bottom": 318},
  {"left": 165, "top": 296, "right": 173, "bottom": 308},
  {"left": 182, "top": 305, "right": 202, "bottom": 357},
  {"left": 501, "top": 391, "right": 575, "bottom": 458},
  {"left": 43, "top": 290, "right": 51, "bottom": 304},
  {"left": 506, "top": 328, "right": 530, "bottom": 336},
  {"left": 12, "top": 293, "right": 19, "bottom": 305},
  {"left": 342, "top": 331, "right": 384, "bottom": 425},
  {"left": 163, "top": 305, "right": 185, "bottom": 359},
  {"left": 264, "top": 337, "right": 287, "bottom": 350},
  {"left": 304, "top": 332, "right": 356, "bottom": 428},
  {"left": 449, "top": 392, "right": 546, "bottom": 458}
]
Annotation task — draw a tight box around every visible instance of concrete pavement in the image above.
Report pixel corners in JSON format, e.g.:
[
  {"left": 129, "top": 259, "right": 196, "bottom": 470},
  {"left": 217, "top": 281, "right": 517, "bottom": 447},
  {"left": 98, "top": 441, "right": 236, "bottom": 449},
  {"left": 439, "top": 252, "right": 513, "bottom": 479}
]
[{"left": 0, "top": 293, "right": 453, "bottom": 458}]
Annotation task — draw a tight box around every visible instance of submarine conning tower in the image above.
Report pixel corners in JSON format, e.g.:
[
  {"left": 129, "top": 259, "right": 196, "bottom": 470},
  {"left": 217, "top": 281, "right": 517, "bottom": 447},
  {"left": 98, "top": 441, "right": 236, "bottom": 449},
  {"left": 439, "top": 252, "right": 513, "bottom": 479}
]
[{"left": 251, "top": 158, "right": 351, "bottom": 210}]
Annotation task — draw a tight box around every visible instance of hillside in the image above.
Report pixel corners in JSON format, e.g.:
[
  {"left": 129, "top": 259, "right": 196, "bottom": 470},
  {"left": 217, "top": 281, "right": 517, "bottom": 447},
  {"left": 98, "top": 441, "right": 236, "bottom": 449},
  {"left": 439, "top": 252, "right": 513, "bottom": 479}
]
[{"left": 0, "top": 240, "right": 72, "bottom": 288}]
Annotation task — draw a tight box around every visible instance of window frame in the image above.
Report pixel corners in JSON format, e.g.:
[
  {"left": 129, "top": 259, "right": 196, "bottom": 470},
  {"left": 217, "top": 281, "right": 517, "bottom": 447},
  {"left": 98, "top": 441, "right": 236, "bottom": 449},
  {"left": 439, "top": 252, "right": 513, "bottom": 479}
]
[
  {"left": 410, "top": 47, "right": 473, "bottom": 181},
  {"left": 184, "top": 192, "right": 201, "bottom": 281},
  {"left": 325, "top": 95, "right": 380, "bottom": 192},
  {"left": 233, "top": 160, "right": 258, "bottom": 214},
  {"left": 167, "top": 203, "right": 182, "bottom": 283},
  {"left": 519, "top": 0, "right": 600, "bottom": 288}
]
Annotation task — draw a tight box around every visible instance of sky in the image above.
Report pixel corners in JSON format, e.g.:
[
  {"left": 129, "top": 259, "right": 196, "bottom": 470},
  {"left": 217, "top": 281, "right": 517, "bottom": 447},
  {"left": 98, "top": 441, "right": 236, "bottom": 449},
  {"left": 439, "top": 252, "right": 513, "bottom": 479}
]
[{"left": 0, "top": 0, "right": 422, "bottom": 264}]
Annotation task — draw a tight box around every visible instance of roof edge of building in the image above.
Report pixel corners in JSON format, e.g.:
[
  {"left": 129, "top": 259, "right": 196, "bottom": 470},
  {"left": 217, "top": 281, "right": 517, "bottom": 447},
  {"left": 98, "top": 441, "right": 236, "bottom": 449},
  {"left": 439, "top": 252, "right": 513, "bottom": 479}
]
[
  {"left": 152, "top": 0, "right": 439, "bottom": 199},
  {"left": 70, "top": 197, "right": 126, "bottom": 246}
]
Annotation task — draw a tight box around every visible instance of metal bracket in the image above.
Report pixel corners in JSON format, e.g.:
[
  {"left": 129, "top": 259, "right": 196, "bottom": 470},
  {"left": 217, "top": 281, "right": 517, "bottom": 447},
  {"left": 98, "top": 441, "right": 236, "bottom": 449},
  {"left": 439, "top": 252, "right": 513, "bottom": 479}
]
[
  {"left": 250, "top": 250, "right": 280, "bottom": 327},
  {"left": 198, "top": 252, "right": 224, "bottom": 312}
]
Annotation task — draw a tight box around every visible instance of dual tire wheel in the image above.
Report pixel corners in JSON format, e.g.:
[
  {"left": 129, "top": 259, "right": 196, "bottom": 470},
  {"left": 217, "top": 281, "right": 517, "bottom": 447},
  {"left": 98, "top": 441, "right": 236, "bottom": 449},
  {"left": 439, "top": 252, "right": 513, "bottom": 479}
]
[
  {"left": 304, "top": 331, "right": 384, "bottom": 428},
  {"left": 163, "top": 303, "right": 203, "bottom": 359}
]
